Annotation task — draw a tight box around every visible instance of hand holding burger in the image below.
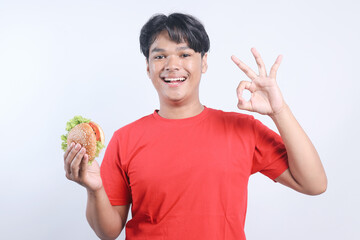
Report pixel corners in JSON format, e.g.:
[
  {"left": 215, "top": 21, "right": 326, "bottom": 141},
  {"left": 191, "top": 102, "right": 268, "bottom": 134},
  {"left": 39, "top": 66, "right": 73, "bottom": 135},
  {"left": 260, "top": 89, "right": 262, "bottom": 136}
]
[
  {"left": 61, "top": 115, "right": 105, "bottom": 163},
  {"left": 62, "top": 116, "right": 105, "bottom": 191}
]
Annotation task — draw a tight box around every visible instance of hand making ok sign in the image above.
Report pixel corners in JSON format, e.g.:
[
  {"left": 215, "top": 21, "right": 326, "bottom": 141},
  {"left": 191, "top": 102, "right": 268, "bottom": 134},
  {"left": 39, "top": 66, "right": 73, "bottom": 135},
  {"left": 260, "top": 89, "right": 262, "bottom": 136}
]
[{"left": 231, "top": 48, "right": 286, "bottom": 116}]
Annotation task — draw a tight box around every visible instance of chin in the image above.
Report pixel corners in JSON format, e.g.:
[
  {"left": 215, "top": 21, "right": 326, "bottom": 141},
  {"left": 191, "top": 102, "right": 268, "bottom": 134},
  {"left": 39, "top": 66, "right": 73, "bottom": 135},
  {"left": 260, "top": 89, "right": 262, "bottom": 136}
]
[{"left": 162, "top": 94, "right": 187, "bottom": 104}]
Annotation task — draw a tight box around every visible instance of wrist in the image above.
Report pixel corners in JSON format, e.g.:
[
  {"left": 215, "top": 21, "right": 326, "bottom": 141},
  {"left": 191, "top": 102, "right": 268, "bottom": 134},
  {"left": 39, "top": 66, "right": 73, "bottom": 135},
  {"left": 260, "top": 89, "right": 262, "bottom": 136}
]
[
  {"left": 87, "top": 185, "right": 105, "bottom": 197},
  {"left": 269, "top": 103, "right": 290, "bottom": 121}
]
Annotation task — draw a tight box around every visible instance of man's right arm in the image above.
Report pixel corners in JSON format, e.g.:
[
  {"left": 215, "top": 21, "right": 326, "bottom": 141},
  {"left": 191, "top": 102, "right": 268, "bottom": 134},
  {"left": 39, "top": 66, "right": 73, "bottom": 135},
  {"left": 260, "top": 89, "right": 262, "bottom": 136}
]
[
  {"left": 64, "top": 142, "right": 130, "bottom": 240},
  {"left": 86, "top": 187, "right": 130, "bottom": 240}
]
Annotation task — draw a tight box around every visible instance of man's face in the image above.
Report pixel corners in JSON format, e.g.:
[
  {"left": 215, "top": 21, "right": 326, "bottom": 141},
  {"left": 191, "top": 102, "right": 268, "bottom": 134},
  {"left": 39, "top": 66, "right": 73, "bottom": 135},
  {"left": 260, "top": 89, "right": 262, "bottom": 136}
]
[{"left": 146, "top": 31, "right": 208, "bottom": 106}]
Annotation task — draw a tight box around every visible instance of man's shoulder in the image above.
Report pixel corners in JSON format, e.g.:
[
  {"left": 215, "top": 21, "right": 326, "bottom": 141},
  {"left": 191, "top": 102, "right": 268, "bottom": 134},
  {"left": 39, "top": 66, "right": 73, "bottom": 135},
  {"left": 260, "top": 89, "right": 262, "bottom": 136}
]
[
  {"left": 204, "top": 107, "right": 258, "bottom": 137},
  {"left": 207, "top": 107, "right": 255, "bottom": 122}
]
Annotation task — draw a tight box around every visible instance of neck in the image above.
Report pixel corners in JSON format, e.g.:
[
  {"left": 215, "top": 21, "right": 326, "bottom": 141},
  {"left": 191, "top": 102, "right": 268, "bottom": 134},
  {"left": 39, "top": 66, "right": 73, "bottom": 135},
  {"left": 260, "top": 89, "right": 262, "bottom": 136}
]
[{"left": 158, "top": 101, "right": 204, "bottom": 119}]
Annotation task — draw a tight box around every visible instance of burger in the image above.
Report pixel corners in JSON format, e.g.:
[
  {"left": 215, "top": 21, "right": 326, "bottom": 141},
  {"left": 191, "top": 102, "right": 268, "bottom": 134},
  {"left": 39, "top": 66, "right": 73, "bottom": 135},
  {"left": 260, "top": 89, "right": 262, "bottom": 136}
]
[{"left": 61, "top": 116, "right": 105, "bottom": 163}]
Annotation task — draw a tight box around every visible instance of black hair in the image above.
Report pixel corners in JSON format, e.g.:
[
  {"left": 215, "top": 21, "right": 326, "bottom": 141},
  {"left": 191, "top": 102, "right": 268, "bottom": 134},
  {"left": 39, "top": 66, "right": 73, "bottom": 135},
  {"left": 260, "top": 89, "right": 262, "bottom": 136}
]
[{"left": 140, "top": 13, "right": 210, "bottom": 60}]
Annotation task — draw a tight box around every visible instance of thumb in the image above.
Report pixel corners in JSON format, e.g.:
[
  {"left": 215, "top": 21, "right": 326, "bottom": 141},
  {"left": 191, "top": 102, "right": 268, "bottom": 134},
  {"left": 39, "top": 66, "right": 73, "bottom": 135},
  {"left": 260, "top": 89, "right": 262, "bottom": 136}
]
[
  {"left": 237, "top": 98, "right": 253, "bottom": 112},
  {"left": 79, "top": 154, "right": 89, "bottom": 177}
]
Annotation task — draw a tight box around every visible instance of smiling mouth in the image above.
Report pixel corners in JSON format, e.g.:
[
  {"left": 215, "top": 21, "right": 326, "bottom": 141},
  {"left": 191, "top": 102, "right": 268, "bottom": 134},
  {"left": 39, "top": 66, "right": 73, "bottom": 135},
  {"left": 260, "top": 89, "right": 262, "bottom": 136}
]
[{"left": 162, "top": 77, "right": 187, "bottom": 83}]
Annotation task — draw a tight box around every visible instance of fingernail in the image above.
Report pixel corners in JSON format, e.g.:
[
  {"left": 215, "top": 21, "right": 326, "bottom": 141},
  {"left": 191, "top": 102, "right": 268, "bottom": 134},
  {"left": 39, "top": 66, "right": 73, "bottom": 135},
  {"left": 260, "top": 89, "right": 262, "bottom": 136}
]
[
  {"left": 70, "top": 142, "right": 75, "bottom": 147},
  {"left": 81, "top": 148, "right": 86, "bottom": 153},
  {"left": 75, "top": 144, "right": 81, "bottom": 150}
]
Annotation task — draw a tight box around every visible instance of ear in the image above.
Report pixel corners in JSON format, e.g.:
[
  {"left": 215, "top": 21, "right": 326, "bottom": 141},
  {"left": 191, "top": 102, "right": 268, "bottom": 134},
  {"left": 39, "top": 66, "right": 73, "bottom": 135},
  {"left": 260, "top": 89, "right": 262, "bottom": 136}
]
[
  {"left": 201, "top": 53, "right": 208, "bottom": 73},
  {"left": 146, "top": 58, "right": 150, "bottom": 78}
]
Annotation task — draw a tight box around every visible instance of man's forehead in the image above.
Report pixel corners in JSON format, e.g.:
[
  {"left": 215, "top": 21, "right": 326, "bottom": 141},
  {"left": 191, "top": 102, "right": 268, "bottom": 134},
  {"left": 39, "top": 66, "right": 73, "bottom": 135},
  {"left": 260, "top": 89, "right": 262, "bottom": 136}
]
[{"left": 149, "top": 32, "right": 190, "bottom": 51}]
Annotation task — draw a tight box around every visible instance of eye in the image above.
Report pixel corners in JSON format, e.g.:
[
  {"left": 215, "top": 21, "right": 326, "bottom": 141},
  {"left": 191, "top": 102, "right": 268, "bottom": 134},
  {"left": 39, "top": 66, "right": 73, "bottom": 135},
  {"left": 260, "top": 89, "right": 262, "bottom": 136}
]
[
  {"left": 154, "top": 55, "right": 165, "bottom": 60},
  {"left": 181, "top": 53, "right": 191, "bottom": 58}
]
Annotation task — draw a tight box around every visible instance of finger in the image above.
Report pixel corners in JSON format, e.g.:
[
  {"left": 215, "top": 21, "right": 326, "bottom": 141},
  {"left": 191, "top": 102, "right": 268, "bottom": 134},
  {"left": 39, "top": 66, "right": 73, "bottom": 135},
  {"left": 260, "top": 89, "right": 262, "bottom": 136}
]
[
  {"left": 231, "top": 55, "right": 258, "bottom": 80},
  {"left": 70, "top": 147, "right": 86, "bottom": 179},
  {"left": 236, "top": 80, "right": 256, "bottom": 95},
  {"left": 236, "top": 81, "right": 254, "bottom": 111},
  {"left": 64, "top": 143, "right": 82, "bottom": 174},
  {"left": 236, "top": 81, "right": 248, "bottom": 104},
  {"left": 65, "top": 171, "right": 71, "bottom": 180},
  {"left": 269, "top": 54, "right": 283, "bottom": 79},
  {"left": 251, "top": 48, "right": 267, "bottom": 77},
  {"left": 63, "top": 142, "right": 75, "bottom": 163}
]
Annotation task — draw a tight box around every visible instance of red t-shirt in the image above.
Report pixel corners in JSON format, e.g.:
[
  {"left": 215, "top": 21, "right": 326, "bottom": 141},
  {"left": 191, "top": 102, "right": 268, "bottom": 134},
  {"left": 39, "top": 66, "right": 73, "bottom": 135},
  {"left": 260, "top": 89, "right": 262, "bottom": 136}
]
[{"left": 100, "top": 107, "right": 288, "bottom": 239}]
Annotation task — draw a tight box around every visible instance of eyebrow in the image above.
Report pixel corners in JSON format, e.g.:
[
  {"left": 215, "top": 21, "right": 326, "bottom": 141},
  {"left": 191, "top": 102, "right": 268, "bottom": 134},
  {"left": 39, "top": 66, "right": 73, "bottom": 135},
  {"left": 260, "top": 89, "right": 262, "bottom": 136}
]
[
  {"left": 151, "top": 47, "right": 165, "bottom": 53},
  {"left": 176, "top": 46, "right": 190, "bottom": 51},
  {"left": 150, "top": 46, "right": 191, "bottom": 53}
]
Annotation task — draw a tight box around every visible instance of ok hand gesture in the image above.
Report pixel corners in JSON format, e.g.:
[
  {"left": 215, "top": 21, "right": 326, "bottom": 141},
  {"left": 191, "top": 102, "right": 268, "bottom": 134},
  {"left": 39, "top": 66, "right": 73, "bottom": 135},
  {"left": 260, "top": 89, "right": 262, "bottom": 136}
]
[{"left": 231, "top": 48, "right": 286, "bottom": 116}]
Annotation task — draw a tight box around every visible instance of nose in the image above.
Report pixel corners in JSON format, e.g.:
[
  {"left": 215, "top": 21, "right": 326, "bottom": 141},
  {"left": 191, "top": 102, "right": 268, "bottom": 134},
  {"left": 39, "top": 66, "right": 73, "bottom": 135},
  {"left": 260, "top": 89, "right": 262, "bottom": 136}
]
[{"left": 165, "top": 55, "right": 180, "bottom": 71}]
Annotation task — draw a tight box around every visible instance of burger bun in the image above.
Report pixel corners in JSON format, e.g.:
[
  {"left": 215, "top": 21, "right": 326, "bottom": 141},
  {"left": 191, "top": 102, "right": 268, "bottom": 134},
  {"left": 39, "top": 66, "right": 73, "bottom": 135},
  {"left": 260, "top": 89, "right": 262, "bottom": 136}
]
[{"left": 67, "top": 123, "right": 97, "bottom": 161}]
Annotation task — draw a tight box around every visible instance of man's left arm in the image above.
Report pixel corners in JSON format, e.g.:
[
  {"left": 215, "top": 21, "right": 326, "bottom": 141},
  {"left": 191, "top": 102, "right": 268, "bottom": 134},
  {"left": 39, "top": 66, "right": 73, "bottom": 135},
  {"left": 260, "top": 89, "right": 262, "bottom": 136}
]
[
  {"left": 231, "top": 48, "right": 327, "bottom": 195},
  {"left": 270, "top": 104, "right": 327, "bottom": 195}
]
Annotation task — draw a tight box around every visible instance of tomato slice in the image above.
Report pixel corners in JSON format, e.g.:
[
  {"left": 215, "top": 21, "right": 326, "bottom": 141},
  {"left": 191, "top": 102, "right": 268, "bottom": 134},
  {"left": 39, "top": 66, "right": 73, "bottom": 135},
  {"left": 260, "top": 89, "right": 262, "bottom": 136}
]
[{"left": 88, "top": 122, "right": 100, "bottom": 141}]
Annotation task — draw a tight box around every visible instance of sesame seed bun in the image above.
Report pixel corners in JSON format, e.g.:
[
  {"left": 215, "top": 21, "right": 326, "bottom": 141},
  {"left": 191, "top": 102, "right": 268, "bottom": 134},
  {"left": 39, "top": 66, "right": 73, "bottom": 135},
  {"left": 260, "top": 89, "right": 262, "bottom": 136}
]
[{"left": 67, "top": 123, "right": 97, "bottom": 161}]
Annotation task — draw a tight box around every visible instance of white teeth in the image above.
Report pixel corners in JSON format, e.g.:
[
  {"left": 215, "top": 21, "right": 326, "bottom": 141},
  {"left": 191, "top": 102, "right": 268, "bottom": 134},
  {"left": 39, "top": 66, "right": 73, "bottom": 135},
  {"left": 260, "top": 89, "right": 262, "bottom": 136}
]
[{"left": 164, "top": 77, "right": 186, "bottom": 82}]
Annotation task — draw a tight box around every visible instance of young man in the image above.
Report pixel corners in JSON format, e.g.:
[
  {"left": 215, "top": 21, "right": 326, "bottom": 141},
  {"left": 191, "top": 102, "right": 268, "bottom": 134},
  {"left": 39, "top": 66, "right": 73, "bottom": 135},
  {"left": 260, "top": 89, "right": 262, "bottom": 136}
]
[{"left": 64, "top": 13, "right": 327, "bottom": 239}]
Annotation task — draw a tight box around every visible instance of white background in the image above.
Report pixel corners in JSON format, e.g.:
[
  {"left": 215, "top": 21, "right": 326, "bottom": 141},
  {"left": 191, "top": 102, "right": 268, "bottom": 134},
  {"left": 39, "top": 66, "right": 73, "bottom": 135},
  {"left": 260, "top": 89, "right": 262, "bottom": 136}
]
[{"left": 1, "top": 0, "right": 359, "bottom": 239}]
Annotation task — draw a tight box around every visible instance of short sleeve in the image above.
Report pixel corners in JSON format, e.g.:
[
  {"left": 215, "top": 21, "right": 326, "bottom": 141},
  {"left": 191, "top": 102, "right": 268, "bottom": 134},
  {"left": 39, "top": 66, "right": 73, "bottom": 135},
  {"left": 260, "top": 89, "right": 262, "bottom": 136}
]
[
  {"left": 100, "top": 133, "right": 132, "bottom": 205},
  {"left": 251, "top": 119, "right": 289, "bottom": 181}
]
